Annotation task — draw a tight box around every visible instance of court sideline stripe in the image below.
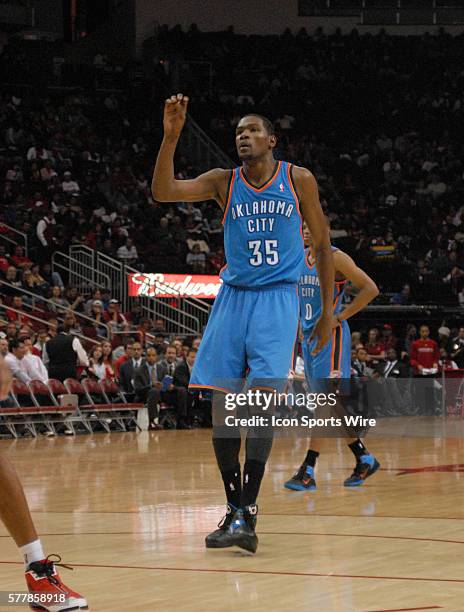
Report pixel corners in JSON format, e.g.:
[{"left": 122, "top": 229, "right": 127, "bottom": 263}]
[
  {"left": 0, "top": 561, "right": 462, "bottom": 584},
  {"left": 23, "top": 511, "right": 464, "bottom": 521},
  {"left": 365, "top": 606, "right": 442, "bottom": 611},
  {"left": 0, "top": 531, "right": 463, "bottom": 546}
]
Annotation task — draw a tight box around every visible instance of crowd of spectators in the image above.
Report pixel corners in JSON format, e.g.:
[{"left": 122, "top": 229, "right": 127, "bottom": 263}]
[
  {"left": 148, "top": 24, "right": 464, "bottom": 304},
  {"left": 0, "top": 308, "right": 207, "bottom": 430},
  {"left": 1, "top": 27, "right": 464, "bottom": 304}
]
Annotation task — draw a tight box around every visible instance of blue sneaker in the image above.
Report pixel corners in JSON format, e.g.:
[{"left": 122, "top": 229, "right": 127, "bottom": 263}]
[
  {"left": 284, "top": 464, "right": 317, "bottom": 491},
  {"left": 344, "top": 454, "right": 380, "bottom": 487},
  {"left": 226, "top": 505, "right": 258, "bottom": 553}
]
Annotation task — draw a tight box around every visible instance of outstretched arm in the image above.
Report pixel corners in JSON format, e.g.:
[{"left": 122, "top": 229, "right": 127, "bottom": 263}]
[
  {"left": 293, "top": 166, "right": 334, "bottom": 353},
  {"left": 333, "top": 250, "right": 379, "bottom": 324},
  {"left": 151, "top": 94, "right": 229, "bottom": 206}
]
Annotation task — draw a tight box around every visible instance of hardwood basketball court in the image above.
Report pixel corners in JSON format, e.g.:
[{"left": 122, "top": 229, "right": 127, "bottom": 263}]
[{"left": 0, "top": 420, "right": 463, "bottom": 611}]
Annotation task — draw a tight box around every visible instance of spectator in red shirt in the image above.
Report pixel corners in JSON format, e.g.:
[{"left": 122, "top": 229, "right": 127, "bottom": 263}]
[
  {"left": 10, "top": 245, "right": 32, "bottom": 270},
  {"left": 6, "top": 296, "right": 31, "bottom": 327},
  {"left": 0, "top": 245, "right": 10, "bottom": 274},
  {"left": 114, "top": 341, "right": 134, "bottom": 380},
  {"left": 381, "top": 324, "right": 397, "bottom": 351},
  {"left": 365, "top": 327, "right": 386, "bottom": 365},
  {"left": 409, "top": 325, "right": 439, "bottom": 376}
]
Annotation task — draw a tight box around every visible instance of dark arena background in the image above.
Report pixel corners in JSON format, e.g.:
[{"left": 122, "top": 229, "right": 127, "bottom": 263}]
[{"left": 0, "top": 1, "right": 464, "bottom": 611}]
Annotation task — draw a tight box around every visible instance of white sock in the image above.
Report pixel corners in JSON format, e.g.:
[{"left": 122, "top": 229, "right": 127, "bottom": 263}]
[{"left": 20, "top": 539, "right": 45, "bottom": 568}]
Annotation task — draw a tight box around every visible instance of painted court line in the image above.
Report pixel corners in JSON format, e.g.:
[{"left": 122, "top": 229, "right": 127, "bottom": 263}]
[
  {"left": 1, "top": 531, "right": 462, "bottom": 546},
  {"left": 366, "top": 606, "right": 442, "bottom": 612},
  {"left": 0, "top": 561, "right": 461, "bottom": 584}
]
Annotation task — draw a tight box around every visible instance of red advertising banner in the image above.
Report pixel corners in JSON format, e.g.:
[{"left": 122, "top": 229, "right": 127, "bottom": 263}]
[{"left": 128, "top": 273, "right": 222, "bottom": 299}]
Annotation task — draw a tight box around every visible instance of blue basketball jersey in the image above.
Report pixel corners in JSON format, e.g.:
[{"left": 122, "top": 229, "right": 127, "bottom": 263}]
[
  {"left": 220, "top": 160, "right": 304, "bottom": 287},
  {"left": 299, "top": 246, "right": 345, "bottom": 334}
]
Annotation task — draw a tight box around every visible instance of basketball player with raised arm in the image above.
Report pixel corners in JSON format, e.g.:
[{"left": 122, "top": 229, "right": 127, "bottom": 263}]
[
  {"left": 0, "top": 356, "right": 87, "bottom": 611},
  {"left": 152, "top": 94, "right": 334, "bottom": 553},
  {"left": 284, "top": 222, "right": 381, "bottom": 491}
]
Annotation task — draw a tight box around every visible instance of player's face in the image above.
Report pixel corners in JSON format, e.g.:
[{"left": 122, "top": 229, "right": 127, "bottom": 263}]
[
  {"left": 235, "top": 117, "right": 275, "bottom": 161},
  {"left": 302, "top": 225, "right": 312, "bottom": 247}
]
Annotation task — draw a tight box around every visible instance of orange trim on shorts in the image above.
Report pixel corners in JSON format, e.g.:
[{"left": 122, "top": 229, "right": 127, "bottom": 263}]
[
  {"left": 330, "top": 325, "right": 343, "bottom": 372},
  {"left": 240, "top": 160, "right": 281, "bottom": 192},
  {"left": 287, "top": 163, "right": 304, "bottom": 245},
  {"left": 221, "top": 169, "right": 237, "bottom": 225}
]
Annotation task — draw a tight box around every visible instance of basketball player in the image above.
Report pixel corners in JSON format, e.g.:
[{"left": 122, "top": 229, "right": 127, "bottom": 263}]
[
  {"left": 0, "top": 356, "right": 87, "bottom": 610},
  {"left": 152, "top": 94, "right": 334, "bottom": 553},
  {"left": 284, "top": 222, "right": 380, "bottom": 491}
]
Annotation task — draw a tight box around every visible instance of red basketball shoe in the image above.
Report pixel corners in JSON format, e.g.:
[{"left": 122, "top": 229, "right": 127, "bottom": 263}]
[{"left": 25, "top": 555, "right": 88, "bottom": 611}]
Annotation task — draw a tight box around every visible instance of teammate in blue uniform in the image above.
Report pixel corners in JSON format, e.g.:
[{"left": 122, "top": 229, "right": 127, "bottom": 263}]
[
  {"left": 285, "top": 222, "right": 381, "bottom": 491},
  {"left": 152, "top": 93, "right": 334, "bottom": 553}
]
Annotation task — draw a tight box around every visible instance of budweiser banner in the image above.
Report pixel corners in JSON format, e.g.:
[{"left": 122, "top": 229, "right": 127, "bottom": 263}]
[{"left": 128, "top": 273, "right": 222, "bottom": 299}]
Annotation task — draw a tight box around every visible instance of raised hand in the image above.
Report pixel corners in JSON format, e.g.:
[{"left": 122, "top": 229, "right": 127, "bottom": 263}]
[{"left": 163, "top": 93, "right": 189, "bottom": 140}]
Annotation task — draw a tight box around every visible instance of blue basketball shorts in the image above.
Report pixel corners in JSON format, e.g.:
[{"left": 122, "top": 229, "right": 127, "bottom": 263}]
[
  {"left": 302, "top": 320, "right": 351, "bottom": 392},
  {"left": 189, "top": 282, "right": 299, "bottom": 393}
]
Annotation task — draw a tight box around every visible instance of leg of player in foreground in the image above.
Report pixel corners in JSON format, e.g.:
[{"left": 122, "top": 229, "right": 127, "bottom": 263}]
[
  {"left": 0, "top": 358, "right": 87, "bottom": 611},
  {"left": 284, "top": 237, "right": 380, "bottom": 490}
]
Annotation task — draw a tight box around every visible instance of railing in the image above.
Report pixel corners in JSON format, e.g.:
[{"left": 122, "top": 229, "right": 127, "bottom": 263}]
[
  {"left": 0, "top": 305, "right": 100, "bottom": 347},
  {"left": 0, "top": 223, "right": 28, "bottom": 256},
  {"left": 0, "top": 280, "right": 111, "bottom": 339},
  {"left": 66, "top": 245, "right": 211, "bottom": 335},
  {"left": 181, "top": 115, "right": 235, "bottom": 172},
  {"left": 52, "top": 251, "right": 111, "bottom": 293}
]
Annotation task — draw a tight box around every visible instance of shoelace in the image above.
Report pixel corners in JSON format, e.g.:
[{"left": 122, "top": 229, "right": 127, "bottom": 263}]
[
  {"left": 217, "top": 511, "right": 233, "bottom": 529},
  {"left": 30, "top": 554, "right": 73, "bottom": 585}
]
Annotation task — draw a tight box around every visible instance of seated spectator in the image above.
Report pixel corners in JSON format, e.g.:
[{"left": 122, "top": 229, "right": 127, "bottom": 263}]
[
  {"left": 33, "top": 329, "right": 49, "bottom": 357},
  {"left": 6, "top": 322, "right": 18, "bottom": 340},
  {"left": 49, "top": 285, "right": 71, "bottom": 313},
  {"left": 125, "top": 301, "right": 143, "bottom": 326},
  {"left": 101, "top": 340, "right": 116, "bottom": 381},
  {"left": 391, "top": 284, "right": 412, "bottom": 306},
  {"left": 41, "top": 263, "right": 64, "bottom": 289},
  {"left": 65, "top": 287, "right": 86, "bottom": 313},
  {"left": 23, "top": 337, "right": 48, "bottom": 382},
  {"left": 10, "top": 245, "right": 32, "bottom": 270},
  {"left": 62, "top": 171, "right": 80, "bottom": 194},
  {"left": 154, "top": 345, "right": 189, "bottom": 428},
  {"left": 439, "top": 348, "right": 458, "bottom": 371},
  {"left": 88, "top": 345, "right": 106, "bottom": 381},
  {"left": 352, "top": 346, "right": 375, "bottom": 378},
  {"left": 85, "top": 289, "right": 104, "bottom": 315},
  {"left": 4, "top": 338, "right": 31, "bottom": 383},
  {"left": 0, "top": 336, "right": 8, "bottom": 357},
  {"left": 104, "top": 299, "right": 129, "bottom": 332},
  {"left": 6, "top": 296, "right": 31, "bottom": 327},
  {"left": 117, "top": 237, "right": 138, "bottom": 266},
  {"left": 379, "top": 348, "right": 409, "bottom": 378},
  {"left": 381, "top": 324, "right": 397, "bottom": 351},
  {"left": 365, "top": 328, "right": 385, "bottom": 365},
  {"left": 186, "top": 243, "right": 206, "bottom": 273},
  {"left": 3, "top": 266, "right": 22, "bottom": 296},
  {"left": 89, "top": 300, "right": 108, "bottom": 337},
  {"left": 0, "top": 245, "right": 10, "bottom": 274},
  {"left": 449, "top": 327, "right": 464, "bottom": 369},
  {"left": 29, "top": 264, "right": 49, "bottom": 294},
  {"left": 133, "top": 346, "right": 161, "bottom": 430},
  {"left": 114, "top": 341, "right": 134, "bottom": 379},
  {"left": 119, "top": 340, "right": 143, "bottom": 395},
  {"left": 173, "top": 347, "right": 201, "bottom": 423}
]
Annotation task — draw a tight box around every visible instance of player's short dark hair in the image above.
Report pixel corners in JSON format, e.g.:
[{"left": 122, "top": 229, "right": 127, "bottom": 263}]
[
  {"left": 241, "top": 114, "right": 275, "bottom": 136},
  {"left": 188, "top": 347, "right": 198, "bottom": 356}
]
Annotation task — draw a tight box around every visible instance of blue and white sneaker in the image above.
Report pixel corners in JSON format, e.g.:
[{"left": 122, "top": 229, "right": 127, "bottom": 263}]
[
  {"left": 344, "top": 454, "right": 380, "bottom": 487},
  {"left": 226, "top": 504, "right": 258, "bottom": 553},
  {"left": 284, "top": 464, "right": 317, "bottom": 491}
]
